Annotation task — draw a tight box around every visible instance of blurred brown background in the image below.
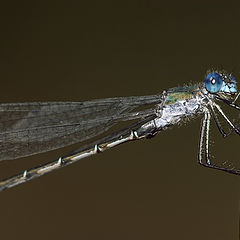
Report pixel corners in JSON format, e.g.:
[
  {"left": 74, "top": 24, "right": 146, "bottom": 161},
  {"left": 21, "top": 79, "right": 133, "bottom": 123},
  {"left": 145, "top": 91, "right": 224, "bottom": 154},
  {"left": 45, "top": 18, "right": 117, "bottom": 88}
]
[{"left": 0, "top": 1, "right": 240, "bottom": 239}]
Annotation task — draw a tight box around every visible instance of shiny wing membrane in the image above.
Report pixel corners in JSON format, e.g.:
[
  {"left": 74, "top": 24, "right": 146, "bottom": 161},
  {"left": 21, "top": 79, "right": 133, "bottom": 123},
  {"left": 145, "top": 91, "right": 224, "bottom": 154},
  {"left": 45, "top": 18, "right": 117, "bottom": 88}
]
[{"left": 0, "top": 94, "right": 161, "bottom": 160}]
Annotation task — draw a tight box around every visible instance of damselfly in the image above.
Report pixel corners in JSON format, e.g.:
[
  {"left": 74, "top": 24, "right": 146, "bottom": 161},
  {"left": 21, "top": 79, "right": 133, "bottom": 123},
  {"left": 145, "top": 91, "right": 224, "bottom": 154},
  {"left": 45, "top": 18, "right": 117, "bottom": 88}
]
[{"left": 0, "top": 70, "right": 239, "bottom": 191}]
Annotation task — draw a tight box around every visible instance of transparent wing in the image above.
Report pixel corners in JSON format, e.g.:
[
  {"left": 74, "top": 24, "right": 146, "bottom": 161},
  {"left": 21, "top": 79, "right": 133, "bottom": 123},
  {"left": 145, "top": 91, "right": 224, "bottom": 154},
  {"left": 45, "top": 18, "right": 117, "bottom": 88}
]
[{"left": 0, "top": 94, "right": 161, "bottom": 160}]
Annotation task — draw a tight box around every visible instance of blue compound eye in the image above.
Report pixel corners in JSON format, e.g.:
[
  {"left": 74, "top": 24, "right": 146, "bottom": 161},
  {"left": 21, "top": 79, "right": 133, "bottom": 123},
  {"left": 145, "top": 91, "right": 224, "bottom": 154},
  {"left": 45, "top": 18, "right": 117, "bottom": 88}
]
[{"left": 205, "top": 72, "right": 223, "bottom": 93}]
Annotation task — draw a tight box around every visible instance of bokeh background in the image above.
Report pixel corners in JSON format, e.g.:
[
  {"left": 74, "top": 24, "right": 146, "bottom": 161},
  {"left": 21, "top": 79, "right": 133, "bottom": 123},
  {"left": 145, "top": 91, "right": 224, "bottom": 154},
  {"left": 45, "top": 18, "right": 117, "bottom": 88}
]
[{"left": 0, "top": 1, "right": 240, "bottom": 239}]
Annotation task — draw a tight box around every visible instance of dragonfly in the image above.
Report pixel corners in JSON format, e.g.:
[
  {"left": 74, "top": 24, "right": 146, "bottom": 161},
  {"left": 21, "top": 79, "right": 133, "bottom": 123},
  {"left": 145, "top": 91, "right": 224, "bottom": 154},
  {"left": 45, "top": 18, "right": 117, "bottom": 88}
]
[{"left": 0, "top": 70, "right": 239, "bottom": 191}]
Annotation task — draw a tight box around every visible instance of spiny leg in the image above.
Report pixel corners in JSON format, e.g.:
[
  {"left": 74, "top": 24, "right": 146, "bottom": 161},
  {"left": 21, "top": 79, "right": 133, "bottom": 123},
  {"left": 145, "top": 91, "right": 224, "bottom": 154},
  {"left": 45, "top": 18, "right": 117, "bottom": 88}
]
[
  {"left": 213, "top": 103, "right": 240, "bottom": 135},
  {"left": 198, "top": 109, "right": 226, "bottom": 171},
  {"left": 214, "top": 93, "right": 240, "bottom": 136},
  {"left": 209, "top": 104, "right": 228, "bottom": 137},
  {"left": 204, "top": 93, "right": 239, "bottom": 137},
  {"left": 216, "top": 95, "right": 240, "bottom": 110},
  {"left": 198, "top": 108, "right": 240, "bottom": 175},
  {"left": 233, "top": 92, "right": 240, "bottom": 104},
  {"left": 198, "top": 109, "right": 208, "bottom": 165},
  {"left": 205, "top": 109, "right": 211, "bottom": 164},
  {"left": 209, "top": 102, "right": 239, "bottom": 137}
]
